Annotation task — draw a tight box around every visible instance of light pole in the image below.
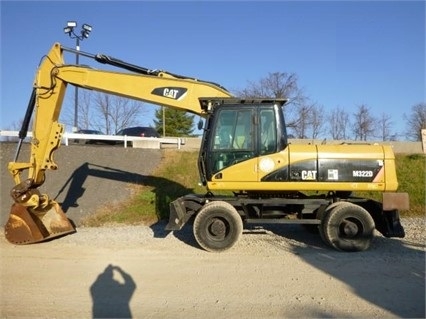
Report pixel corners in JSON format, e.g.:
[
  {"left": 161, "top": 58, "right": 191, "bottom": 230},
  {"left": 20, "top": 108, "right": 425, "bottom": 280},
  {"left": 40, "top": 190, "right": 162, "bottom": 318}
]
[
  {"left": 63, "top": 21, "right": 92, "bottom": 132},
  {"left": 162, "top": 106, "right": 166, "bottom": 137}
]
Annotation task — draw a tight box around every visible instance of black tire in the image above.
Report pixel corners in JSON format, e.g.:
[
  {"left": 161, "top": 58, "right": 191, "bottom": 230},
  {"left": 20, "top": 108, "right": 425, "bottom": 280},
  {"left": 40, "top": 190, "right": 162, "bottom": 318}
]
[
  {"left": 318, "top": 202, "right": 350, "bottom": 244},
  {"left": 193, "top": 201, "right": 243, "bottom": 252},
  {"left": 322, "top": 202, "right": 375, "bottom": 252}
]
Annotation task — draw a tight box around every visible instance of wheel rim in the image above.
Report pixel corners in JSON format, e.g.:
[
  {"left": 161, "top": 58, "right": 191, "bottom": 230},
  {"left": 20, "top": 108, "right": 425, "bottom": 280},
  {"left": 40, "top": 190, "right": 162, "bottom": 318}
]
[
  {"left": 339, "top": 217, "right": 362, "bottom": 238},
  {"left": 207, "top": 217, "right": 229, "bottom": 241}
]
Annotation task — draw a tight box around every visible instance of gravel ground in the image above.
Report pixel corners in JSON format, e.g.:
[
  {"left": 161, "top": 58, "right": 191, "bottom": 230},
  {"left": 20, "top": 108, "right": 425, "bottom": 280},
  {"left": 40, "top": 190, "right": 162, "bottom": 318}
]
[{"left": 0, "top": 217, "right": 424, "bottom": 318}]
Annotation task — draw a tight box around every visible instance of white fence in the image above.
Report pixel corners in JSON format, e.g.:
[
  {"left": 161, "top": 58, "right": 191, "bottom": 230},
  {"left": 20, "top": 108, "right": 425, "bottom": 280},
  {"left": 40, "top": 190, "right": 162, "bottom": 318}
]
[{"left": 0, "top": 130, "right": 185, "bottom": 149}]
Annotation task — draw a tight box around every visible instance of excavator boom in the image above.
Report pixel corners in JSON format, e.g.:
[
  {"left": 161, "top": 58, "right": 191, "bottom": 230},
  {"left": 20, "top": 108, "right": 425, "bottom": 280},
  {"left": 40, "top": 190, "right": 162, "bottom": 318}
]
[{"left": 6, "top": 42, "right": 232, "bottom": 244}]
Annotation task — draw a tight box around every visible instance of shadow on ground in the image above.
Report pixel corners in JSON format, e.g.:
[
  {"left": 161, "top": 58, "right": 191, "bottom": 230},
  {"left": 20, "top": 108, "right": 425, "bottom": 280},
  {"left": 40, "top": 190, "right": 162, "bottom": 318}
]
[
  {"left": 258, "top": 223, "right": 425, "bottom": 318},
  {"left": 90, "top": 264, "right": 136, "bottom": 318}
]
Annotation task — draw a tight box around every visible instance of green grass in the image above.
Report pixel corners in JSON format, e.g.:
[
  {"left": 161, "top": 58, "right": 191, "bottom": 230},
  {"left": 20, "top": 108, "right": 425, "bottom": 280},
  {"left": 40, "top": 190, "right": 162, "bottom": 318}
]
[
  {"left": 80, "top": 150, "right": 205, "bottom": 226},
  {"left": 352, "top": 154, "right": 425, "bottom": 216},
  {"left": 81, "top": 151, "right": 425, "bottom": 226},
  {"left": 396, "top": 154, "right": 425, "bottom": 216}
]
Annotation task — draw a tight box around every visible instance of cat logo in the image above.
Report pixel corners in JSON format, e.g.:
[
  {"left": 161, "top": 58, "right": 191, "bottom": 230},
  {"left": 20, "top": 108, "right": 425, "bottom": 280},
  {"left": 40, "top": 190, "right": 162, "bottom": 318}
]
[
  {"left": 301, "top": 170, "right": 317, "bottom": 180},
  {"left": 163, "top": 88, "right": 179, "bottom": 99},
  {"left": 151, "top": 87, "right": 187, "bottom": 100}
]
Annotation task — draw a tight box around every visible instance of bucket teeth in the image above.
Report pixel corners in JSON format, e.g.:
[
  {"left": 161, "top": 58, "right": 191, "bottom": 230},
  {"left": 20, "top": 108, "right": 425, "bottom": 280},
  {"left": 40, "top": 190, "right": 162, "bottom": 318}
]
[{"left": 5, "top": 203, "right": 75, "bottom": 245}]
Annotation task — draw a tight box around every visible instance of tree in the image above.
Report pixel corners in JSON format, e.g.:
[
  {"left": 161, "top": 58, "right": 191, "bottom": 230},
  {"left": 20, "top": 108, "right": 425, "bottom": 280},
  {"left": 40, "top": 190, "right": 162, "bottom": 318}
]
[
  {"left": 60, "top": 91, "right": 147, "bottom": 133},
  {"left": 328, "top": 107, "right": 350, "bottom": 140},
  {"left": 92, "top": 92, "right": 146, "bottom": 134},
  {"left": 352, "top": 104, "right": 375, "bottom": 141},
  {"left": 236, "top": 72, "right": 302, "bottom": 101},
  {"left": 376, "top": 112, "right": 394, "bottom": 141},
  {"left": 404, "top": 102, "right": 426, "bottom": 141},
  {"left": 235, "top": 72, "right": 313, "bottom": 135},
  {"left": 291, "top": 104, "right": 311, "bottom": 138},
  {"left": 154, "top": 107, "right": 194, "bottom": 137},
  {"left": 309, "top": 104, "right": 325, "bottom": 139},
  {"left": 77, "top": 89, "right": 94, "bottom": 131}
]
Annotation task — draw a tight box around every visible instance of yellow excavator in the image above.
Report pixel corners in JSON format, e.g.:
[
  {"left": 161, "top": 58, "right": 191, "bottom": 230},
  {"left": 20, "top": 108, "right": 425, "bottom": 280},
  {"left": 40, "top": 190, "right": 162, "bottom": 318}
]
[{"left": 5, "top": 42, "right": 408, "bottom": 252}]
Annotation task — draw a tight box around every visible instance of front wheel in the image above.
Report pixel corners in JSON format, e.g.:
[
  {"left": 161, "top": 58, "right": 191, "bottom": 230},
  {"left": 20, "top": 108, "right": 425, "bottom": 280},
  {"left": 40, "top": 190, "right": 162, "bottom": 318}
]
[
  {"left": 193, "top": 201, "right": 243, "bottom": 252},
  {"left": 321, "top": 202, "right": 375, "bottom": 252}
]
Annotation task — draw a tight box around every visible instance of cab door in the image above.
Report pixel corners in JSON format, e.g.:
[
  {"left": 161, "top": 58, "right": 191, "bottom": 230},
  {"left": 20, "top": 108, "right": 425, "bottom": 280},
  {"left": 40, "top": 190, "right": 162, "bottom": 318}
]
[
  {"left": 256, "top": 107, "right": 290, "bottom": 183},
  {"left": 207, "top": 107, "right": 258, "bottom": 183}
]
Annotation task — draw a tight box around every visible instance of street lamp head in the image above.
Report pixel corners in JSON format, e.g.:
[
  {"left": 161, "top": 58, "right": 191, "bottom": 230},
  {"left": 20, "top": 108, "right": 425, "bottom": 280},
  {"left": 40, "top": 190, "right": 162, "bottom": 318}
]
[
  {"left": 67, "top": 21, "right": 77, "bottom": 28},
  {"left": 81, "top": 23, "right": 92, "bottom": 38},
  {"left": 82, "top": 24, "right": 92, "bottom": 32},
  {"left": 64, "top": 21, "right": 92, "bottom": 39},
  {"left": 64, "top": 21, "right": 76, "bottom": 36},
  {"left": 63, "top": 26, "right": 73, "bottom": 34}
]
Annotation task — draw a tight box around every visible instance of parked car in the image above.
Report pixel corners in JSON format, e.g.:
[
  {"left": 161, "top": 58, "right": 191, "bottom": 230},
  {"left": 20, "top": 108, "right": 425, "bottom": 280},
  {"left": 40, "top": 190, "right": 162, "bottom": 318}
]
[
  {"left": 115, "top": 126, "right": 160, "bottom": 138},
  {"left": 115, "top": 126, "right": 160, "bottom": 147},
  {"left": 73, "top": 129, "right": 115, "bottom": 145}
]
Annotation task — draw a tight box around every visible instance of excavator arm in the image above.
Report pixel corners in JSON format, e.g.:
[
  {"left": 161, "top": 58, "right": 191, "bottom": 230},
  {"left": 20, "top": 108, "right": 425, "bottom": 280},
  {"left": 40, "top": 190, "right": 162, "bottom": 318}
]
[{"left": 5, "top": 42, "right": 231, "bottom": 244}]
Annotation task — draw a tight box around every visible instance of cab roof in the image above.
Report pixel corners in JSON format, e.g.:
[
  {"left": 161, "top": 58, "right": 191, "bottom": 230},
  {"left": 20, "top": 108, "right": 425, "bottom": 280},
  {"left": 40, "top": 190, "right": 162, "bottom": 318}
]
[{"left": 199, "top": 97, "right": 288, "bottom": 112}]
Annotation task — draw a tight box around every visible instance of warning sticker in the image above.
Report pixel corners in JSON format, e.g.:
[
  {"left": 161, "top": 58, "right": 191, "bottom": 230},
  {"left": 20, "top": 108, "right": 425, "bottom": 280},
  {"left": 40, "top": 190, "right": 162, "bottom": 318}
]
[{"left": 328, "top": 169, "right": 338, "bottom": 180}]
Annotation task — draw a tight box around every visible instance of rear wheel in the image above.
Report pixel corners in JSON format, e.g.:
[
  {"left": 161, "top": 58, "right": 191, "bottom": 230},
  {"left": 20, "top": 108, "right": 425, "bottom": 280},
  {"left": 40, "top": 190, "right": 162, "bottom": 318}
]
[
  {"left": 318, "top": 202, "right": 349, "bottom": 243},
  {"left": 193, "top": 201, "right": 243, "bottom": 252},
  {"left": 321, "top": 202, "right": 375, "bottom": 252}
]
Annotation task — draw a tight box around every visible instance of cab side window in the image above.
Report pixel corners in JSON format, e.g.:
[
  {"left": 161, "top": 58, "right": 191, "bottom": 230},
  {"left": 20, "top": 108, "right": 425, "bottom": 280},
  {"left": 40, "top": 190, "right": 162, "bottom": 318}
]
[{"left": 259, "top": 109, "right": 277, "bottom": 155}]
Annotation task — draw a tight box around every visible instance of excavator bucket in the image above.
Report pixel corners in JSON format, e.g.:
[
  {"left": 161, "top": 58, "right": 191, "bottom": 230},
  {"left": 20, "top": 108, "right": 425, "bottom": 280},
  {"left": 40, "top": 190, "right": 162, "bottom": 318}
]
[{"left": 5, "top": 202, "right": 75, "bottom": 245}]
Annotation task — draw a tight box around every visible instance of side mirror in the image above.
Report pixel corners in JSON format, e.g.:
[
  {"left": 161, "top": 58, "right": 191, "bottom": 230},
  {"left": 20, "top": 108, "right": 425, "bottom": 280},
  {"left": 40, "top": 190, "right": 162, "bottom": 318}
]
[{"left": 197, "top": 119, "right": 204, "bottom": 130}]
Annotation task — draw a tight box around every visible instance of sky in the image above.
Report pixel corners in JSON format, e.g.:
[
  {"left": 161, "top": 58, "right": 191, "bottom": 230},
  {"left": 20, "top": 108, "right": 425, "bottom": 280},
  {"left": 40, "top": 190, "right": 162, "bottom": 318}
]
[{"left": 1, "top": 0, "right": 425, "bottom": 140}]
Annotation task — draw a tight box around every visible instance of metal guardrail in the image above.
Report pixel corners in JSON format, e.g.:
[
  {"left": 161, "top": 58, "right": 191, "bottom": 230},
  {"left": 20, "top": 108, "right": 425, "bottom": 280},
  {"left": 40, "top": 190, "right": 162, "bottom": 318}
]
[{"left": 0, "top": 130, "right": 185, "bottom": 149}]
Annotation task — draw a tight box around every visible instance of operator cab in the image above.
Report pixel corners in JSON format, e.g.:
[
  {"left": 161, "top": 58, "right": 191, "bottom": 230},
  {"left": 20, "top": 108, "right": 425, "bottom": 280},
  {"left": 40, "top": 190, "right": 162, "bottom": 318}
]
[{"left": 198, "top": 98, "right": 288, "bottom": 184}]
